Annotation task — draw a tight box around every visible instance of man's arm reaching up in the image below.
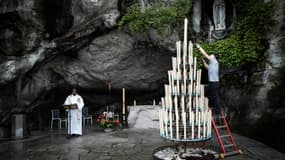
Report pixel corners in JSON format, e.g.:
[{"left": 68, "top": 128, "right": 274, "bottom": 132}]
[{"left": 196, "top": 44, "right": 210, "bottom": 60}]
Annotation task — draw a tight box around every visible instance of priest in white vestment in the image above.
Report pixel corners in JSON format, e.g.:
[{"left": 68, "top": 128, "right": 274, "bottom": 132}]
[{"left": 64, "top": 88, "right": 84, "bottom": 136}]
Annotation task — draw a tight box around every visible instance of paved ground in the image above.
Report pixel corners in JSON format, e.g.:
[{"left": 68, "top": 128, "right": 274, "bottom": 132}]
[{"left": 0, "top": 128, "right": 284, "bottom": 160}]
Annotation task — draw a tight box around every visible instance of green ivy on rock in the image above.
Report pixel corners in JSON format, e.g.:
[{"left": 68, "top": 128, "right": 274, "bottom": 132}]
[{"left": 118, "top": 0, "right": 192, "bottom": 33}]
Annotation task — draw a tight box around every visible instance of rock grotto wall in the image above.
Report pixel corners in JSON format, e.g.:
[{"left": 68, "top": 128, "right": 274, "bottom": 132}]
[{"left": 0, "top": 0, "right": 177, "bottom": 135}]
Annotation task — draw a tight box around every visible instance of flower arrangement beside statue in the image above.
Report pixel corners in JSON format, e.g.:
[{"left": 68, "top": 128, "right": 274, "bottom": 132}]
[{"left": 96, "top": 112, "right": 121, "bottom": 132}]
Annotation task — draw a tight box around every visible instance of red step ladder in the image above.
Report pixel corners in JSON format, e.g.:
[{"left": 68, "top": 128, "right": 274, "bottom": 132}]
[{"left": 212, "top": 112, "right": 243, "bottom": 158}]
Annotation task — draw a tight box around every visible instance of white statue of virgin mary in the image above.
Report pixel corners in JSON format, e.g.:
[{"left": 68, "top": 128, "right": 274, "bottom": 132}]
[{"left": 213, "top": 0, "right": 226, "bottom": 30}]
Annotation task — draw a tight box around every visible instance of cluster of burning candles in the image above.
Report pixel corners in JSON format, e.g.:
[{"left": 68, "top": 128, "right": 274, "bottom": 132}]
[{"left": 159, "top": 19, "right": 212, "bottom": 142}]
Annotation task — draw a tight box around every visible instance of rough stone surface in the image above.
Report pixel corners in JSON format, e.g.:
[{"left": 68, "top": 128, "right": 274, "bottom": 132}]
[
  {"left": 127, "top": 105, "right": 160, "bottom": 129},
  {"left": 0, "top": 128, "right": 285, "bottom": 160}
]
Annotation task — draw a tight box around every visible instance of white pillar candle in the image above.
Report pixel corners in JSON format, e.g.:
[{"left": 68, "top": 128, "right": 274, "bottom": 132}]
[
  {"left": 188, "top": 41, "right": 193, "bottom": 65},
  {"left": 181, "top": 96, "right": 185, "bottom": 113},
  {"left": 205, "top": 98, "right": 209, "bottom": 110},
  {"left": 195, "top": 92, "right": 198, "bottom": 123},
  {"left": 189, "top": 108, "right": 192, "bottom": 125},
  {"left": 177, "top": 71, "right": 180, "bottom": 95},
  {"left": 198, "top": 112, "right": 201, "bottom": 139},
  {"left": 189, "top": 64, "right": 193, "bottom": 81},
  {"left": 209, "top": 110, "right": 212, "bottom": 136},
  {"left": 183, "top": 112, "right": 187, "bottom": 139},
  {"left": 191, "top": 111, "right": 194, "bottom": 139},
  {"left": 122, "top": 88, "right": 126, "bottom": 121},
  {"left": 183, "top": 66, "right": 187, "bottom": 94},
  {"left": 183, "top": 19, "right": 188, "bottom": 59},
  {"left": 172, "top": 57, "right": 177, "bottom": 71},
  {"left": 176, "top": 42, "right": 179, "bottom": 62},
  {"left": 171, "top": 71, "right": 175, "bottom": 93},
  {"left": 177, "top": 41, "right": 181, "bottom": 69},
  {"left": 174, "top": 96, "right": 179, "bottom": 139},
  {"left": 169, "top": 111, "right": 173, "bottom": 139},
  {"left": 159, "top": 110, "right": 164, "bottom": 136},
  {"left": 203, "top": 111, "right": 206, "bottom": 139},
  {"left": 169, "top": 110, "right": 173, "bottom": 139},
  {"left": 169, "top": 88, "right": 173, "bottom": 111},
  {"left": 193, "top": 57, "right": 197, "bottom": 80},
  {"left": 200, "top": 85, "right": 204, "bottom": 111},
  {"left": 164, "top": 110, "right": 168, "bottom": 137},
  {"left": 161, "top": 97, "right": 165, "bottom": 111},
  {"left": 208, "top": 110, "right": 212, "bottom": 137}
]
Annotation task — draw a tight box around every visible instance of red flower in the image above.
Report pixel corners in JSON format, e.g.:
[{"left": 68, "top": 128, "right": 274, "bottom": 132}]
[
  {"left": 96, "top": 119, "right": 100, "bottom": 123},
  {"left": 105, "top": 119, "right": 110, "bottom": 123},
  {"left": 114, "top": 119, "right": 120, "bottom": 124}
]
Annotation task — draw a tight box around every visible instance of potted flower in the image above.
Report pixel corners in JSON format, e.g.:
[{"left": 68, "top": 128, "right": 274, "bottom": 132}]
[{"left": 96, "top": 112, "right": 121, "bottom": 132}]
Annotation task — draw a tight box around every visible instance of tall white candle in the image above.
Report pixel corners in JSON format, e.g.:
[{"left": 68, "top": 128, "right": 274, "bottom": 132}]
[
  {"left": 209, "top": 110, "right": 212, "bottom": 136},
  {"left": 172, "top": 57, "right": 177, "bottom": 71},
  {"left": 205, "top": 98, "right": 209, "bottom": 110},
  {"left": 188, "top": 41, "right": 193, "bottom": 65},
  {"left": 183, "top": 67, "right": 187, "bottom": 94},
  {"left": 159, "top": 110, "right": 164, "bottom": 136},
  {"left": 176, "top": 42, "right": 179, "bottom": 62},
  {"left": 195, "top": 92, "right": 198, "bottom": 123},
  {"left": 177, "top": 41, "right": 181, "bottom": 69},
  {"left": 203, "top": 111, "right": 206, "bottom": 139},
  {"left": 164, "top": 110, "right": 168, "bottom": 137},
  {"left": 183, "top": 19, "right": 188, "bottom": 57},
  {"left": 182, "top": 96, "right": 185, "bottom": 113},
  {"left": 171, "top": 71, "right": 175, "bottom": 93},
  {"left": 122, "top": 88, "right": 126, "bottom": 121},
  {"left": 189, "top": 64, "right": 193, "bottom": 81},
  {"left": 191, "top": 111, "right": 194, "bottom": 139},
  {"left": 174, "top": 96, "right": 179, "bottom": 139},
  {"left": 200, "top": 85, "right": 204, "bottom": 111},
  {"left": 193, "top": 57, "right": 197, "bottom": 80},
  {"left": 188, "top": 41, "right": 191, "bottom": 65},
  {"left": 198, "top": 112, "right": 201, "bottom": 139},
  {"left": 177, "top": 70, "right": 180, "bottom": 95},
  {"left": 183, "top": 112, "right": 187, "bottom": 139},
  {"left": 169, "top": 111, "right": 173, "bottom": 139},
  {"left": 161, "top": 97, "right": 165, "bottom": 111}
]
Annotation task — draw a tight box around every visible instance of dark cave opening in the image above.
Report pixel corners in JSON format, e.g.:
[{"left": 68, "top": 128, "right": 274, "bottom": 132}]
[
  {"left": 42, "top": 0, "right": 73, "bottom": 38},
  {"left": 26, "top": 85, "right": 164, "bottom": 131}
]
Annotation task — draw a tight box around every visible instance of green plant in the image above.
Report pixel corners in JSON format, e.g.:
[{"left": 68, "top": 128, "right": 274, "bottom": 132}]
[{"left": 118, "top": 0, "right": 192, "bottom": 33}]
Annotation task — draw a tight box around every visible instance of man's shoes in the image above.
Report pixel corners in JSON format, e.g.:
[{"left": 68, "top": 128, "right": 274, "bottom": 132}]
[{"left": 66, "top": 135, "right": 72, "bottom": 139}]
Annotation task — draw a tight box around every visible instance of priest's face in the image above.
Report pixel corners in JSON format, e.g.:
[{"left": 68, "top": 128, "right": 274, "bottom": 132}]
[{"left": 72, "top": 89, "right": 77, "bottom": 95}]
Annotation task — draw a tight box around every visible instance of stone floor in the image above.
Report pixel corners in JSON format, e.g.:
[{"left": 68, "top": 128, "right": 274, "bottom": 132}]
[{"left": 0, "top": 128, "right": 284, "bottom": 160}]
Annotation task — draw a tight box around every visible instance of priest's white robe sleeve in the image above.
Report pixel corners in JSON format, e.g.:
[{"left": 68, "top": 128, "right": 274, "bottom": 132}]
[{"left": 76, "top": 96, "right": 84, "bottom": 111}]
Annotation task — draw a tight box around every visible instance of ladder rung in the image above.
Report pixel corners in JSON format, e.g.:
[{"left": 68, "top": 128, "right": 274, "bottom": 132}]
[
  {"left": 220, "top": 135, "right": 230, "bottom": 138},
  {"left": 223, "top": 150, "right": 240, "bottom": 156},
  {"left": 216, "top": 125, "right": 226, "bottom": 129},
  {"left": 213, "top": 116, "right": 223, "bottom": 119},
  {"left": 224, "top": 144, "right": 234, "bottom": 148}
]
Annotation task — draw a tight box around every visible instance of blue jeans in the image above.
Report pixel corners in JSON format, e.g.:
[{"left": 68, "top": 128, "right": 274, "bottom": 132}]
[{"left": 208, "top": 82, "right": 220, "bottom": 115}]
